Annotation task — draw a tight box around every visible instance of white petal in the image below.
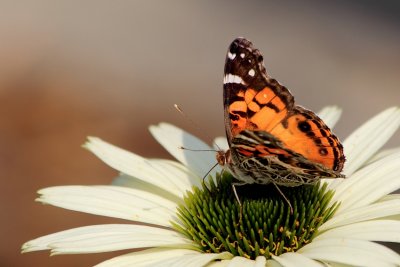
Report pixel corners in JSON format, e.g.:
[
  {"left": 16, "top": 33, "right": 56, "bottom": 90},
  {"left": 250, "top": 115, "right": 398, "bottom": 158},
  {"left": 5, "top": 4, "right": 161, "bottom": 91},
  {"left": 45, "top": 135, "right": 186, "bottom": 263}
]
[
  {"left": 96, "top": 248, "right": 232, "bottom": 267},
  {"left": 149, "top": 123, "right": 221, "bottom": 179},
  {"left": 150, "top": 159, "right": 202, "bottom": 191},
  {"left": 208, "top": 257, "right": 274, "bottom": 267},
  {"left": 207, "top": 260, "right": 231, "bottom": 267},
  {"left": 327, "top": 263, "right": 354, "bottom": 267},
  {"left": 84, "top": 137, "right": 187, "bottom": 197},
  {"left": 22, "top": 224, "right": 194, "bottom": 254},
  {"left": 224, "top": 256, "right": 262, "bottom": 267},
  {"left": 265, "top": 260, "right": 283, "bottom": 267},
  {"left": 332, "top": 151, "right": 400, "bottom": 213},
  {"left": 324, "top": 263, "right": 353, "bottom": 267},
  {"left": 112, "top": 174, "right": 182, "bottom": 203},
  {"left": 365, "top": 147, "right": 400, "bottom": 166},
  {"left": 317, "top": 106, "right": 342, "bottom": 129},
  {"left": 272, "top": 253, "right": 325, "bottom": 267},
  {"left": 254, "top": 257, "right": 269, "bottom": 267},
  {"left": 36, "top": 186, "right": 177, "bottom": 227},
  {"left": 153, "top": 251, "right": 232, "bottom": 267},
  {"left": 342, "top": 107, "right": 400, "bottom": 176},
  {"left": 299, "top": 238, "right": 400, "bottom": 267},
  {"left": 316, "top": 220, "right": 400, "bottom": 243},
  {"left": 320, "top": 199, "right": 400, "bottom": 231},
  {"left": 95, "top": 248, "right": 199, "bottom": 267},
  {"left": 379, "top": 194, "right": 400, "bottom": 202}
]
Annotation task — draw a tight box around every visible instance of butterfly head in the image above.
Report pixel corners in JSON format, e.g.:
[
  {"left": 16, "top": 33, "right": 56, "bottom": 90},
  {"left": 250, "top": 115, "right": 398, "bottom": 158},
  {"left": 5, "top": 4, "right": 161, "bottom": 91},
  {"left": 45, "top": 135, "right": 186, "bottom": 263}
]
[{"left": 216, "top": 149, "right": 231, "bottom": 167}]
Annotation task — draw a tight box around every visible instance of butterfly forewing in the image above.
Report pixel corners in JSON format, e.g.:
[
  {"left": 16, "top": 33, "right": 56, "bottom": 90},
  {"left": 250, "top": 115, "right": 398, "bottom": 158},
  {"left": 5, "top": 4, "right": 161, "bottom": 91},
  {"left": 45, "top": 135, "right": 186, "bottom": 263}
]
[
  {"left": 223, "top": 38, "right": 294, "bottom": 143},
  {"left": 221, "top": 37, "right": 345, "bottom": 185}
]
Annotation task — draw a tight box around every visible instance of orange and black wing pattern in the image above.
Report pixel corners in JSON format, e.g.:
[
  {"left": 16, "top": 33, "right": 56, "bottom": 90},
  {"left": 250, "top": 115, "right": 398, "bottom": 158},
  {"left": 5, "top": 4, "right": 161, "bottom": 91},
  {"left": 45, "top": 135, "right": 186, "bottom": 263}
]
[{"left": 223, "top": 38, "right": 344, "bottom": 183}]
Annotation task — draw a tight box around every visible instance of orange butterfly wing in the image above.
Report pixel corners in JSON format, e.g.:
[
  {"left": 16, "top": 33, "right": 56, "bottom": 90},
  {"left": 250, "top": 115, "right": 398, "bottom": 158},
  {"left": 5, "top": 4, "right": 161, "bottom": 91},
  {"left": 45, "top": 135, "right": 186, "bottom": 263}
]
[{"left": 223, "top": 38, "right": 344, "bottom": 174}]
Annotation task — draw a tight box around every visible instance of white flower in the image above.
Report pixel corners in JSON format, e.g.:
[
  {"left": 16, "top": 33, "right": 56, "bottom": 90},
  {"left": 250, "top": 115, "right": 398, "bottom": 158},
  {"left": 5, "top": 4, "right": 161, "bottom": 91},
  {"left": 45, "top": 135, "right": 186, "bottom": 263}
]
[{"left": 22, "top": 106, "right": 400, "bottom": 267}]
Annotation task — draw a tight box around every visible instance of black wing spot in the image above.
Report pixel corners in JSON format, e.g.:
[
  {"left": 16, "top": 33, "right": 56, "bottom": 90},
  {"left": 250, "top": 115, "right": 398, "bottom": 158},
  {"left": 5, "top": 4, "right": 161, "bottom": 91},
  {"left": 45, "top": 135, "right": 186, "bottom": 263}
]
[
  {"left": 298, "top": 121, "right": 311, "bottom": 132},
  {"left": 265, "top": 102, "right": 280, "bottom": 113},
  {"left": 230, "top": 110, "right": 247, "bottom": 121},
  {"left": 311, "top": 119, "right": 322, "bottom": 128},
  {"left": 319, "top": 148, "right": 328, "bottom": 156},
  {"left": 229, "top": 113, "right": 240, "bottom": 121},
  {"left": 319, "top": 128, "right": 329, "bottom": 137}
]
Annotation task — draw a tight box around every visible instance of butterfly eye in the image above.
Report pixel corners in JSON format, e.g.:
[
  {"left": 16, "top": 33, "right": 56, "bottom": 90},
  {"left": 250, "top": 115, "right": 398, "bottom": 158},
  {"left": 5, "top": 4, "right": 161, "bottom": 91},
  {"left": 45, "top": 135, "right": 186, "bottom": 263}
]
[{"left": 257, "top": 55, "right": 263, "bottom": 62}]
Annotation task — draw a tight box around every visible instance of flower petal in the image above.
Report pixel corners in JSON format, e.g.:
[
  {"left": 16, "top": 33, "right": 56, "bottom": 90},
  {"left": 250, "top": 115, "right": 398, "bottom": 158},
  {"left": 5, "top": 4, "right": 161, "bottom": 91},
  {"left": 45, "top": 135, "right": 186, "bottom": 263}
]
[
  {"left": 150, "top": 159, "right": 202, "bottom": 191},
  {"left": 96, "top": 248, "right": 232, "bottom": 267},
  {"left": 265, "top": 260, "right": 284, "bottom": 267},
  {"left": 365, "top": 147, "right": 400, "bottom": 166},
  {"left": 272, "top": 253, "right": 325, "bottom": 267},
  {"left": 342, "top": 107, "right": 400, "bottom": 176},
  {"left": 149, "top": 123, "right": 221, "bottom": 179},
  {"left": 111, "top": 159, "right": 202, "bottom": 199},
  {"left": 379, "top": 194, "right": 400, "bottom": 202},
  {"left": 332, "top": 151, "right": 400, "bottom": 213},
  {"left": 377, "top": 195, "right": 400, "bottom": 221},
  {"left": 84, "top": 137, "right": 188, "bottom": 197},
  {"left": 22, "top": 224, "right": 195, "bottom": 254},
  {"left": 299, "top": 238, "right": 400, "bottom": 267},
  {"left": 36, "top": 186, "right": 177, "bottom": 227},
  {"left": 223, "top": 256, "right": 265, "bottom": 267},
  {"left": 207, "top": 257, "right": 280, "bottom": 267},
  {"left": 326, "top": 263, "right": 354, "bottom": 267},
  {"left": 112, "top": 174, "right": 182, "bottom": 203},
  {"left": 95, "top": 248, "right": 200, "bottom": 267},
  {"left": 319, "top": 199, "right": 400, "bottom": 231},
  {"left": 316, "top": 220, "right": 400, "bottom": 243},
  {"left": 317, "top": 106, "right": 342, "bottom": 129},
  {"left": 153, "top": 251, "right": 232, "bottom": 267}
]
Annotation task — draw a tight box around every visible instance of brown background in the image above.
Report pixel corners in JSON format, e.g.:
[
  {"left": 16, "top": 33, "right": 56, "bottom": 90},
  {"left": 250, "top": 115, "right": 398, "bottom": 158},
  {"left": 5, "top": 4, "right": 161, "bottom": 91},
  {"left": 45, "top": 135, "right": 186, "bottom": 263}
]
[{"left": 2, "top": 1, "right": 400, "bottom": 266}]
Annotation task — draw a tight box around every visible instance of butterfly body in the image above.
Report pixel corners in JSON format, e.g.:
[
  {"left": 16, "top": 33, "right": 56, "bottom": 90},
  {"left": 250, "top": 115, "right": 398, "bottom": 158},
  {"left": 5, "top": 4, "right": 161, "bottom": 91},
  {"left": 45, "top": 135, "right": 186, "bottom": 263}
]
[{"left": 220, "top": 38, "right": 345, "bottom": 186}]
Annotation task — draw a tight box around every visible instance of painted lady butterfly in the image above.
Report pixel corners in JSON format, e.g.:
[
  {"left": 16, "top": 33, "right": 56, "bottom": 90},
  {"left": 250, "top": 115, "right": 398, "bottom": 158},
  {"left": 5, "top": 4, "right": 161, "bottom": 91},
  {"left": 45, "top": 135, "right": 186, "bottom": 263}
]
[{"left": 217, "top": 38, "right": 345, "bottom": 189}]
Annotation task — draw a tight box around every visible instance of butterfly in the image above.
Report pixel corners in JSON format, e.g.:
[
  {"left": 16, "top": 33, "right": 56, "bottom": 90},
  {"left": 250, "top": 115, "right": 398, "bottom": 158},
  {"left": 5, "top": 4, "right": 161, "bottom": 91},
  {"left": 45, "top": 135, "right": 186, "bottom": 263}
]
[{"left": 217, "top": 38, "right": 345, "bottom": 189}]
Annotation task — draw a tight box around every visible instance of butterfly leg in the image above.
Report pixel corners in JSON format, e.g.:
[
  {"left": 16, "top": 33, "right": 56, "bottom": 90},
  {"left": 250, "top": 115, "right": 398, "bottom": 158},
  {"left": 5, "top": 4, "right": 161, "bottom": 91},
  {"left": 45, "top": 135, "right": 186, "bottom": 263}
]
[{"left": 272, "top": 183, "right": 293, "bottom": 214}]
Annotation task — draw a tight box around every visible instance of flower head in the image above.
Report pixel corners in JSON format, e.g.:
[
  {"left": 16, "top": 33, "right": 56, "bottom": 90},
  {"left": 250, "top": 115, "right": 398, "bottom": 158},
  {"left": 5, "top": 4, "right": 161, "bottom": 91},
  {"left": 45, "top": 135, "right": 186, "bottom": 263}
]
[{"left": 22, "top": 107, "right": 400, "bottom": 266}]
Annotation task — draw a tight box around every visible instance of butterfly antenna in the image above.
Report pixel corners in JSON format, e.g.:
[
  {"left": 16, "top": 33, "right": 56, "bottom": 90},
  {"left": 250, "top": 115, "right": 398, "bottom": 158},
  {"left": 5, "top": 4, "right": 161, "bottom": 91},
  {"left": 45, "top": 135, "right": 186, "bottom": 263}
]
[
  {"left": 175, "top": 104, "right": 226, "bottom": 194},
  {"left": 272, "top": 183, "right": 293, "bottom": 214},
  {"left": 174, "top": 104, "right": 222, "bottom": 151},
  {"left": 179, "top": 146, "right": 217, "bottom": 152}
]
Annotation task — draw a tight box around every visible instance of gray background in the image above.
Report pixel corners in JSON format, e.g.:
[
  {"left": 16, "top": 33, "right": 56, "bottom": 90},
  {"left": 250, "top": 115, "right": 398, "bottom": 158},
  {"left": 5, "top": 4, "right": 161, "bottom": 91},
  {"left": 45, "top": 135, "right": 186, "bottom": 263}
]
[{"left": 1, "top": 1, "right": 399, "bottom": 266}]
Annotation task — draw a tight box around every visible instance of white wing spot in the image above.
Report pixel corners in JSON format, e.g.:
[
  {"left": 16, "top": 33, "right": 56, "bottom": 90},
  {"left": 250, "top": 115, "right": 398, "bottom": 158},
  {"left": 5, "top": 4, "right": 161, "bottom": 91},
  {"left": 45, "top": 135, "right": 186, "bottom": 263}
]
[
  {"left": 240, "top": 53, "right": 245, "bottom": 58},
  {"left": 263, "top": 93, "right": 267, "bottom": 98},
  {"left": 248, "top": 69, "right": 255, "bottom": 77},
  {"left": 228, "top": 52, "right": 236, "bottom": 60},
  {"left": 223, "top": 74, "right": 245, "bottom": 85}
]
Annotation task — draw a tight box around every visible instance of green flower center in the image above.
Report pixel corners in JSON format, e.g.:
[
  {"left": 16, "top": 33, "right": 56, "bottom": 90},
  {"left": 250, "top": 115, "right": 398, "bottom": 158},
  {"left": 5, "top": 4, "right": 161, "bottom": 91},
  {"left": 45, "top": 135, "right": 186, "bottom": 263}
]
[{"left": 172, "top": 172, "right": 339, "bottom": 260}]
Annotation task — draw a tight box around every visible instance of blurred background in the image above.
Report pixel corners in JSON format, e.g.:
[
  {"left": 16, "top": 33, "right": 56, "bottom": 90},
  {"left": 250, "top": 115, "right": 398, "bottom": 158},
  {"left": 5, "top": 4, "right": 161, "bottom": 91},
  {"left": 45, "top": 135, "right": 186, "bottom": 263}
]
[{"left": 2, "top": 1, "right": 399, "bottom": 266}]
